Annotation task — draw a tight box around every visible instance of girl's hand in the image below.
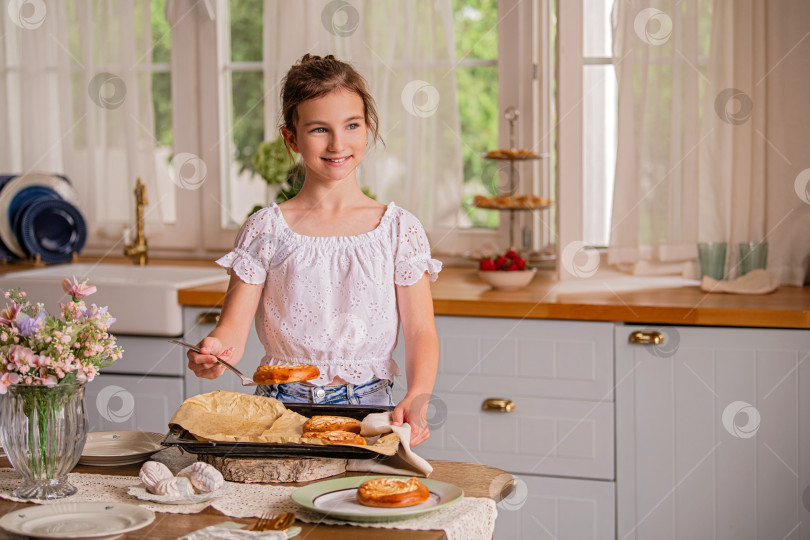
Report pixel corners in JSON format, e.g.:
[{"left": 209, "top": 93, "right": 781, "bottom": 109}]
[
  {"left": 186, "top": 337, "right": 235, "bottom": 380},
  {"left": 392, "top": 393, "right": 431, "bottom": 446}
]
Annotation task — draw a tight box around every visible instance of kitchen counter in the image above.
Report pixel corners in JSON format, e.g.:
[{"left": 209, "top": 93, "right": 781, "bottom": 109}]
[
  {"left": 0, "top": 459, "right": 509, "bottom": 540},
  {"left": 178, "top": 266, "right": 810, "bottom": 329}
]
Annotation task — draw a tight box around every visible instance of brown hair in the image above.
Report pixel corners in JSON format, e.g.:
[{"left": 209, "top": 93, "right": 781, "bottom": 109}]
[{"left": 279, "top": 54, "right": 381, "bottom": 153}]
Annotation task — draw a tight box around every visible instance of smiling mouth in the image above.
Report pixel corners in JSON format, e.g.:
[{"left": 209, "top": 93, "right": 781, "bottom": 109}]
[{"left": 322, "top": 156, "right": 350, "bottom": 164}]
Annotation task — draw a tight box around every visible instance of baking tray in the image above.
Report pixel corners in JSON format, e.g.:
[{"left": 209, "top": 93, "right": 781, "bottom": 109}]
[{"left": 161, "top": 403, "right": 395, "bottom": 459}]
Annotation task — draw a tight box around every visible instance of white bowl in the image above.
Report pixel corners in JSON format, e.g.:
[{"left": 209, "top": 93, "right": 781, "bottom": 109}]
[{"left": 478, "top": 268, "right": 537, "bottom": 290}]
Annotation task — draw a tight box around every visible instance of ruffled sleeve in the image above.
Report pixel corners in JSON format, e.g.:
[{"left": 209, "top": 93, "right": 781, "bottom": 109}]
[
  {"left": 215, "top": 208, "right": 275, "bottom": 285},
  {"left": 393, "top": 208, "right": 442, "bottom": 286}
]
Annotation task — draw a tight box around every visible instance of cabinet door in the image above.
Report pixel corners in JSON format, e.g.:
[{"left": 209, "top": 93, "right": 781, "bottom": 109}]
[
  {"left": 182, "top": 307, "right": 265, "bottom": 398},
  {"left": 616, "top": 325, "right": 810, "bottom": 540},
  {"left": 494, "top": 474, "right": 615, "bottom": 540},
  {"left": 392, "top": 316, "right": 615, "bottom": 479},
  {"left": 85, "top": 374, "right": 184, "bottom": 433}
]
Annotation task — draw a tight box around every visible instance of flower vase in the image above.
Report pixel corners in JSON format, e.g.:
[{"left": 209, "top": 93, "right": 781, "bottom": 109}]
[{"left": 0, "top": 383, "right": 88, "bottom": 500}]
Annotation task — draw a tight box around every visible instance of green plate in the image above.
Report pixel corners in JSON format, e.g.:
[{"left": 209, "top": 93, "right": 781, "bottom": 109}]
[{"left": 291, "top": 475, "right": 464, "bottom": 523}]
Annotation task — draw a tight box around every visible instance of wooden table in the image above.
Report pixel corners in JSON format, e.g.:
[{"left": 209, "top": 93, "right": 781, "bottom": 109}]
[{"left": 0, "top": 459, "right": 511, "bottom": 539}]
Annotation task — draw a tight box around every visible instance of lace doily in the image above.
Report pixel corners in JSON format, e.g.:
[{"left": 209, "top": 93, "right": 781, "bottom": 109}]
[{"left": 0, "top": 469, "right": 496, "bottom": 540}]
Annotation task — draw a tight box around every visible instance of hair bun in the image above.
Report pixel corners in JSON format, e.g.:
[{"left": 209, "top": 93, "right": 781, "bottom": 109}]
[{"left": 298, "top": 53, "right": 338, "bottom": 65}]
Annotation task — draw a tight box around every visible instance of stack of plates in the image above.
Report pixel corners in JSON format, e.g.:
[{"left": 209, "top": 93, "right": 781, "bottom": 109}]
[
  {"left": 78, "top": 431, "right": 165, "bottom": 467},
  {"left": 0, "top": 172, "right": 87, "bottom": 263}
]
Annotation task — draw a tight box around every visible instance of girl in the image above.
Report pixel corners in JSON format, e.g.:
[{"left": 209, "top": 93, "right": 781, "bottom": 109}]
[{"left": 187, "top": 54, "right": 441, "bottom": 446}]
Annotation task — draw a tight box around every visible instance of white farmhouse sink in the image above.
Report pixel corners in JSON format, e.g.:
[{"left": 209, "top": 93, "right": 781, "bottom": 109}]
[{"left": 0, "top": 263, "right": 227, "bottom": 336}]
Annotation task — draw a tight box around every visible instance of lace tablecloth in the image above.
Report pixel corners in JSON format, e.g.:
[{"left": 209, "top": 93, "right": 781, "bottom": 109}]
[{"left": 0, "top": 469, "right": 496, "bottom": 540}]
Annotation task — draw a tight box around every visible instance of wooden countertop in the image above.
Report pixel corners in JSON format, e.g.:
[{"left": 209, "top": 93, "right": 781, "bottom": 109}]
[
  {"left": 178, "top": 267, "right": 810, "bottom": 329},
  {"left": 0, "top": 459, "right": 509, "bottom": 540}
]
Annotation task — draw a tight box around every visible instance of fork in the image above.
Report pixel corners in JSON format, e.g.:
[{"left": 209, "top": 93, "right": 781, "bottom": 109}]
[
  {"left": 250, "top": 511, "right": 296, "bottom": 532},
  {"left": 168, "top": 339, "right": 257, "bottom": 386}
]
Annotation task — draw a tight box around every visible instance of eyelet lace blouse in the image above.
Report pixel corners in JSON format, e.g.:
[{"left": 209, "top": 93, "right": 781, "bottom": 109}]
[{"left": 216, "top": 202, "right": 442, "bottom": 385}]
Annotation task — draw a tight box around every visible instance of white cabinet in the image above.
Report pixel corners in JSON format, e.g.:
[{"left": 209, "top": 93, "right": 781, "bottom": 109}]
[
  {"left": 85, "top": 335, "right": 185, "bottom": 433},
  {"left": 85, "top": 374, "right": 184, "bottom": 433},
  {"left": 494, "top": 475, "right": 615, "bottom": 540},
  {"left": 616, "top": 325, "right": 810, "bottom": 540},
  {"left": 182, "top": 306, "right": 264, "bottom": 397},
  {"left": 393, "top": 316, "right": 616, "bottom": 540}
]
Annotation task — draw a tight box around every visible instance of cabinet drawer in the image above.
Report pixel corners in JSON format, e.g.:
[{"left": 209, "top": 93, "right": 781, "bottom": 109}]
[
  {"left": 414, "top": 392, "right": 614, "bottom": 479},
  {"left": 106, "top": 336, "right": 185, "bottom": 376},
  {"left": 394, "top": 316, "right": 614, "bottom": 401},
  {"left": 495, "top": 474, "right": 615, "bottom": 540},
  {"left": 85, "top": 374, "right": 184, "bottom": 433}
]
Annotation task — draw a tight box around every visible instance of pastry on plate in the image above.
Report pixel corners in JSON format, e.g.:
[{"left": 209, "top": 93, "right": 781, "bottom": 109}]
[
  {"left": 252, "top": 364, "right": 320, "bottom": 385},
  {"left": 357, "top": 477, "right": 430, "bottom": 507}
]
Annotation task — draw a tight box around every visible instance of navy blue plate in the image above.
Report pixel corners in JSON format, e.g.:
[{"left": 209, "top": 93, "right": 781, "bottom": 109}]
[{"left": 18, "top": 198, "right": 87, "bottom": 264}]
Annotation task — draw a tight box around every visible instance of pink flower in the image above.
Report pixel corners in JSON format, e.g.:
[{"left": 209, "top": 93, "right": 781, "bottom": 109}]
[
  {"left": 0, "top": 372, "right": 20, "bottom": 394},
  {"left": 61, "top": 277, "right": 97, "bottom": 300},
  {"left": 0, "top": 302, "right": 21, "bottom": 326}
]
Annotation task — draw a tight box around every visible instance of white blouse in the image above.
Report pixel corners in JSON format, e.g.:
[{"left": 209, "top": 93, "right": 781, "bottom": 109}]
[{"left": 216, "top": 202, "right": 442, "bottom": 385}]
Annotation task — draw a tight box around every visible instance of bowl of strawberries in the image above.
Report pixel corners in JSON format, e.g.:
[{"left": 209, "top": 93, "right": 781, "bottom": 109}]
[{"left": 478, "top": 249, "right": 537, "bottom": 290}]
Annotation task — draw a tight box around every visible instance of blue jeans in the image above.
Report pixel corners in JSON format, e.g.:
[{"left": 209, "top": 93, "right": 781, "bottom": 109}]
[{"left": 255, "top": 378, "right": 394, "bottom": 406}]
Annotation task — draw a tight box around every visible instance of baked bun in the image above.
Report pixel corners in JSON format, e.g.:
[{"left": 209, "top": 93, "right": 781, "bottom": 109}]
[
  {"left": 302, "top": 430, "right": 367, "bottom": 445},
  {"left": 357, "top": 477, "right": 430, "bottom": 507},
  {"left": 252, "top": 364, "right": 319, "bottom": 385},
  {"left": 303, "top": 415, "right": 362, "bottom": 434}
]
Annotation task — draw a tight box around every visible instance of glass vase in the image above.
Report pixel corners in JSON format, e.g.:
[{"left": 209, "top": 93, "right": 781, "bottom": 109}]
[{"left": 0, "top": 383, "right": 88, "bottom": 500}]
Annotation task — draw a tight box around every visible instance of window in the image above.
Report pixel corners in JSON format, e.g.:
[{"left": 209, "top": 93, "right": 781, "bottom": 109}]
[
  {"left": 204, "top": 0, "right": 538, "bottom": 256},
  {"left": 582, "top": 0, "right": 617, "bottom": 247}
]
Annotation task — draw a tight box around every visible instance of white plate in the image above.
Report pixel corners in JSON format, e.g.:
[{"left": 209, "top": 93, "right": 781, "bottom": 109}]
[
  {"left": 78, "top": 431, "right": 164, "bottom": 467},
  {"left": 0, "top": 502, "right": 154, "bottom": 539},
  {"left": 0, "top": 172, "right": 79, "bottom": 257},
  {"left": 291, "top": 475, "right": 464, "bottom": 522},
  {"left": 127, "top": 483, "right": 231, "bottom": 505}
]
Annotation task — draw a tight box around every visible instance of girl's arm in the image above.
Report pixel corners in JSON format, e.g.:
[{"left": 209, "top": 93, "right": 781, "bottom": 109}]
[
  {"left": 187, "top": 273, "right": 263, "bottom": 379},
  {"left": 392, "top": 272, "right": 440, "bottom": 446}
]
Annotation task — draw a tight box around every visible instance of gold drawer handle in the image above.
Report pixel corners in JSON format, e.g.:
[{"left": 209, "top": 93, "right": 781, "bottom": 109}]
[
  {"left": 481, "top": 398, "right": 515, "bottom": 413},
  {"left": 196, "top": 312, "right": 221, "bottom": 325},
  {"left": 628, "top": 330, "right": 664, "bottom": 345}
]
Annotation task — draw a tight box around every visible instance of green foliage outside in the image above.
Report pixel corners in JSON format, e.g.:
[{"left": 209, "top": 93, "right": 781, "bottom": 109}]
[
  {"left": 149, "top": 0, "right": 499, "bottom": 228},
  {"left": 452, "top": 0, "right": 499, "bottom": 228}
]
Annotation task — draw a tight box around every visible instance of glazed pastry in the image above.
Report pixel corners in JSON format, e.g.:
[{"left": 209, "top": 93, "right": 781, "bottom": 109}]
[
  {"left": 302, "top": 415, "right": 362, "bottom": 434},
  {"left": 302, "top": 430, "right": 367, "bottom": 445},
  {"left": 252, "top": 364, "right": 320, "bottom": 385},
  {"left": 357, "top": 477, "right": 430, "bottom": 507}
]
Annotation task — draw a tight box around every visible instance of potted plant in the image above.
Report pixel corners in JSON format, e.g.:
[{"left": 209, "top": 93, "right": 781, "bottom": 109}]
[{"left": 249, "top": 137, "right": 375, "bottom": 218}]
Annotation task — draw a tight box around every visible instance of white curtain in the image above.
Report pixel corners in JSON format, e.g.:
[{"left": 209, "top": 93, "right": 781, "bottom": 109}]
[
  {"left": 699, "top": 0, "right": 810, "bottom": 285},
  {"left": 608, "top": 0, "right": 708, "bottom": 274},
  {"left": 610, "top": 0, "right": 810, "bottom": 284},
  {"left": 262, "top": 0, "right": 463, "bottom": 229},
  {"left": 0, "top": 0, "right": 166, "bottom": 247}
]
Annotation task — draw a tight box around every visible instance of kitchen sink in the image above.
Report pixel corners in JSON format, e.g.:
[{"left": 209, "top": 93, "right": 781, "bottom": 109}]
[{"left": 0, "top": 263, "right": 227, "bottom": 336}]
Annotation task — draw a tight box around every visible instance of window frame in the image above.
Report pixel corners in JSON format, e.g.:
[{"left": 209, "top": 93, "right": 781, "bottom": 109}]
[{"left": 170, "top": 0, "right": 547, "bottom": 256}]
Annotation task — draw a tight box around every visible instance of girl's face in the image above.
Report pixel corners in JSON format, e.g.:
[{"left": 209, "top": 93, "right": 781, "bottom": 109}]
[{"left": 283, "top": 88, "right": 369, "bottom": 186}]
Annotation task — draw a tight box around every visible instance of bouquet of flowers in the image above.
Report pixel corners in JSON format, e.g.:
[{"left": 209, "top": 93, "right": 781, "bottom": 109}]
[{"left": 0, "top": 277, "right": 123, "bottom": 393}]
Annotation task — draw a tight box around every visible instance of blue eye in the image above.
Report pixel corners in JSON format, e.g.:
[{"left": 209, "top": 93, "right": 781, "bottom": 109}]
[
  {"left": 347, "top": 123, "right": 359, "bottom": 130},
  {"left": 311, "top": 127, "right": 326, "bottom": 133}
]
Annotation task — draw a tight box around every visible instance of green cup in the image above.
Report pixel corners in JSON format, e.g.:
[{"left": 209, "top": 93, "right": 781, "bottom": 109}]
[
  {"left": 739, "top": 242, "right": 768, "bottom": 275},
  {"left": 698, "top": 242, "right": 727, "bottom": 280}
]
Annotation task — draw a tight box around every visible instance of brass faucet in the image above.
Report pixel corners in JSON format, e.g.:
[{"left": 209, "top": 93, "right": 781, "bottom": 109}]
[{"left": 124, "top": 178, "right": 148, "bottom": 266}]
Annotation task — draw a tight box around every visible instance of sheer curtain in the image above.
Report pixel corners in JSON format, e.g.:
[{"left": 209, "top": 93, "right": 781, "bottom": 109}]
[
  {"left": 608, "top": 0, "right": 708, "bottom": 274},
  {"left": 0, "top": 1, "right": 166, "bottom": 249},
  {"left": 699, "top": 0, "right": 810, "bottom": 285},
  {"left": 610, "top": 0, "right": 810, "bottom": 283},
  {"left": 262, "top": 0, "right": 463, "bottom": 229}
]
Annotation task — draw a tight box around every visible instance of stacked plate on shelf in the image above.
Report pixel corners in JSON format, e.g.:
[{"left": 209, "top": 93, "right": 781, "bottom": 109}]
[{"left": 0, "top": 172, "right": 87, "bottom": 263}]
